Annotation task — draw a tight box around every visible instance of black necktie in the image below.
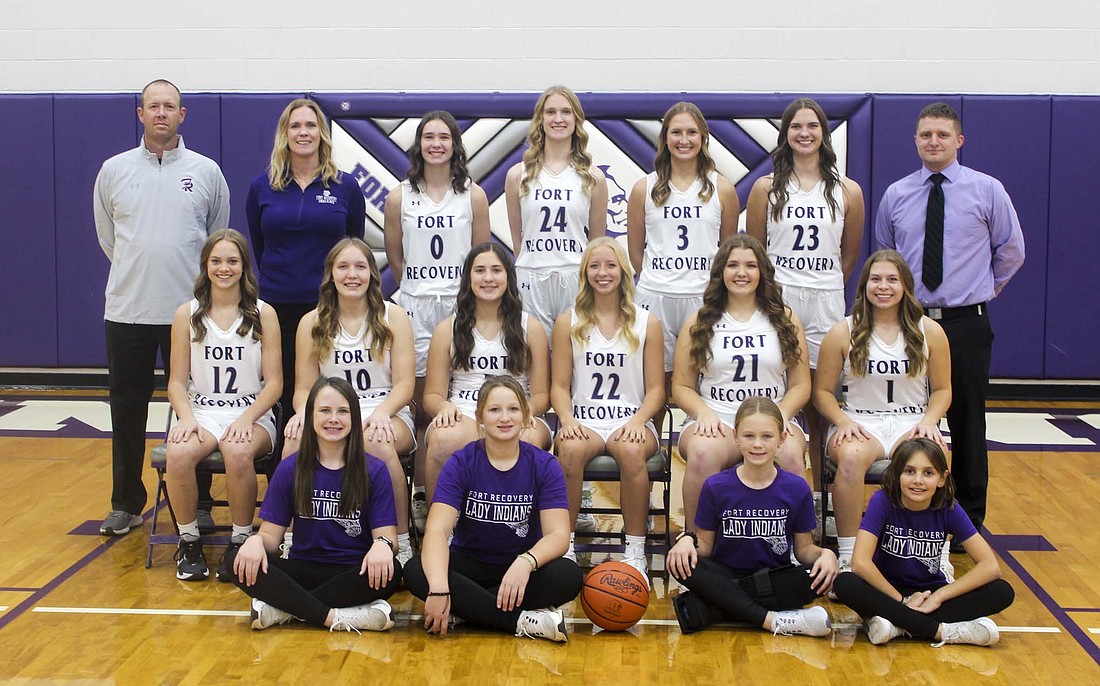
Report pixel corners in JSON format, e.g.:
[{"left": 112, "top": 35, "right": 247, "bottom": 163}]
[{"left": 922, "top": 172, "right": 946, "bottom": 291}]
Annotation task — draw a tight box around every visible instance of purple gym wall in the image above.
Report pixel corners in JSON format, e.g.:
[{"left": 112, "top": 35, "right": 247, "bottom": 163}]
[{"left": 0, "top": 92, "right": 1090, "bottom": 380}]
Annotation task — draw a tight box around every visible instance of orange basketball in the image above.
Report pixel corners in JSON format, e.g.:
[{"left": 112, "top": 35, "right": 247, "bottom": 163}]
[{"left": 579, "top": 561, "right": 650, "bottom": 631}]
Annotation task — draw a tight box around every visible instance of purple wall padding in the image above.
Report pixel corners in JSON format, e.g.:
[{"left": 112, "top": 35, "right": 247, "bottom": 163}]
[
  {"left": 1047, "top": 97, "right": 1100, "bottom": 379},
  {"left": 0, "top": 96, "right": 57, "bottom": 366},
  {"left": 54, "top": 94, "right": 137, "bottom": 367},
  {"left": 962, "top": 96, "right": 1049, "bottom": 378},
  {"left": 218, "top": 94, "right": 305, "bottom": 238},
  {"left": 0, "top": 91, "right": 1095, "bottom": 380}
]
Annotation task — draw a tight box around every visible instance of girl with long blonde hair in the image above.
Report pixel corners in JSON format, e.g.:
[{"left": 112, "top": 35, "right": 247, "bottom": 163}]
[
  {"left": 505, "top": 85, "right": 608, "bottom": 337},
  {"left": 549, "top": 237, "right": 665, "bottom": 582}
]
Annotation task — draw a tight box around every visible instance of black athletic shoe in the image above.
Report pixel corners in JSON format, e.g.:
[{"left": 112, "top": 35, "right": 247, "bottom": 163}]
[
  {"left": 175, "top": 538, "right": 209, "bottom": 581},
  {"left": 216, "top": 541, "right": 243, "bottom": 582}
]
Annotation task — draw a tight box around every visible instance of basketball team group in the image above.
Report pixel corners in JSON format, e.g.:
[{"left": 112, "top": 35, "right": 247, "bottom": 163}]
[{"left": 93, "top": 80, "right": 1023, "bottom": 646}]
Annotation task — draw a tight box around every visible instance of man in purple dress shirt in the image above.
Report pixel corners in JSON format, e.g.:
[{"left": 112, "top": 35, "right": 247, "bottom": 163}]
[{"left": 874, "top": 102, "right": 1025, "bottom": 535}]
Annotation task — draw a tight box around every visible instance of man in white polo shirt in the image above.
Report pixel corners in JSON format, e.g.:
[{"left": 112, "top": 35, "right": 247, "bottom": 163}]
[{"left": 94, "top": 79, "right": 230, "bottom": 536}]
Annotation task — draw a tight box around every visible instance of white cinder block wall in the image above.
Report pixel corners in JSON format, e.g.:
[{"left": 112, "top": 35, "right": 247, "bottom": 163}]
[{"left": 0, "top": 1, "right": 1096, "bottom": 93}]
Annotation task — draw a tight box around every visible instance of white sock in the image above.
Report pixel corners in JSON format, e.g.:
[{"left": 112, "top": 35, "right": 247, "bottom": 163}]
[
  {"left": 397, "top": 532, "right": 411, "bottom": 550},
  {"left": 178, "top": 521, "right": 200, "bottom": 540},
  {"left": 625, "top": 534, "right": 646, "bottom": 557},
  {"left": 837, "top": 536, "right": 856, "bottom": 562},
  {"left": 232, "top": 524, "right": 253, "bottom": 542}
]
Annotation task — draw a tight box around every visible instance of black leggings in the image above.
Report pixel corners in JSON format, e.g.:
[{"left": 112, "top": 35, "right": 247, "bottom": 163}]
[
  {"left": 227, "top": 547, "right": 401, "bottom": 627},
  {"left": 832, "top": 572, "right": 1014, "bottom": 640},
  {"left": 404, "top": 551, "right": 583, "bottom": 633},
  {"left": 674, "top": 557, "right": 819, "bottom": 627}
]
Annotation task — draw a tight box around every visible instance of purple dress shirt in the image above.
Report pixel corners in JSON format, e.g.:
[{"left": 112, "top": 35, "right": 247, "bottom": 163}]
[{"left": 874, "top": 160, "right": 1025, "bottom": 308}]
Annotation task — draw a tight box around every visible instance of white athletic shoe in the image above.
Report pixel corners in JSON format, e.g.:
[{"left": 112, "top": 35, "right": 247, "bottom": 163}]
[
  {"left": 396, "top": 546, "right": 414, "bottom": 568},
  {"left": 575, "top": 512, "right": 597, "bottom": 533},
  {"left": 411, "top": 492, "right": 428, "bottom": 535},
  {"left": 621, "top": 552, "right": 651, "bottom": 590},
  {"left": 330, "top": 599, "right": 395, "bottom": 633},
  {"left": 934, "top": 617, "right": 999, "bottom": 647},
  {"left": 516, "top": 607, "right": 568, "bottom": 643},
  {"left": 771, "top": 606, "right": 832, "bottom": 637},
  {"left": 940, "top": 542, "right": 955, "bottom": 583},
  {"left": 866, "top": 615, "right": 906, "bottom": 645},
  {"left": 250, "top": 598, "right": 295, "bottom": 630}
]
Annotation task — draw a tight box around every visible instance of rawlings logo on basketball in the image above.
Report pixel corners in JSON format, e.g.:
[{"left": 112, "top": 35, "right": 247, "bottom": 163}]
[{"left": 598, "top": 571, "right": 647, "bottom": 598}]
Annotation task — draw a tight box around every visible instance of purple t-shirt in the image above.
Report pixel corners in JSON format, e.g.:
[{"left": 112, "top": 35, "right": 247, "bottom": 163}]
[
  {"left": 434, "top": 440, "right": 569, "bottom": 565},
  {"left": 695, "top": 467, "right": 816, "bottom": 576},
  {"left": 860, "top": 490, "right": 978, "bottom": 589},
  {"left": 260, "top": 453, "right": 397, "bottom": 566}
]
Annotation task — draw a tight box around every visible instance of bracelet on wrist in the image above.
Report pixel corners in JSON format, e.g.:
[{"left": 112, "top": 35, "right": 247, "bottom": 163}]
[
  {"left": 519, "top": 551, "right": 539, "bottom": 570},
  {"left": 374, "top": 535, "right": 395, "bottom": 553},
  {"left": 676, "top": 531, "right": 699, "bottom": 548},
  {"left": 427, "top": 591, "right": 450, "bottom": 597}
]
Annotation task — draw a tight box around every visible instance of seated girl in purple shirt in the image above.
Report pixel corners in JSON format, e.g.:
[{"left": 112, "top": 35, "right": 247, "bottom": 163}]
[
  {"left": 228, "top": 376, "right": 400, "bottom": 633},
  {"left": 668, "top": 397, "right": 838, "bottom": 636},
  {"left": 404, "top": 375, "right": 583, "bottom": 643},
  {"left": 832, "top": 437, "right": 1014, "bottom": 646}
]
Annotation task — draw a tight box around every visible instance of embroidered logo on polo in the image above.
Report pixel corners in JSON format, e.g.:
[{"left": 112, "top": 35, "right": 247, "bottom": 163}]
[
  {"left": 180, "top": 176, "right": 194, "bottom": 192},
  {"left": 316, "top": 189, "right": 338, "bottom": 205}
]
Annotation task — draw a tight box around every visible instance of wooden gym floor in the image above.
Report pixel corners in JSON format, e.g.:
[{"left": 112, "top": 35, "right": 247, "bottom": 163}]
[{"left": 0, "top": 389, "right": 1098, "bottom": 685}]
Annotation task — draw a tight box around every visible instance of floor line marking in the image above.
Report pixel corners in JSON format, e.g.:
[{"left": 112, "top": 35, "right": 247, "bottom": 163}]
[
  {"left": 986, "top": 525, "right": 1100, "bottom": 666},
  {"left": 33, "top": 607, "right": 249, "bottom": 617},
  {"left": 0, "top": 503, "right": 158, "bottom": 633},
  {"left": 25, "top": 607, "right": 1067, "bottom": 633}
]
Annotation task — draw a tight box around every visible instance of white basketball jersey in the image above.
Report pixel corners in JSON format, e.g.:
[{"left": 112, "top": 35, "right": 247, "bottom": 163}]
[
  {"left": 318, "top": 303, "right": 396, "bottom": 406},
  {"left": 515, "top": 166, "right": 591, "bottom": 272},
  {"left": 569, "top": 304, "right": 649, "bottom": 431},
  {"left": 399, "top": 179, "right": 474, "bottom": 297},
  {"left": 187, "top": 300, "right": 267, "bottom": 410},
  {"left": 637, "top": 172, "right": 723, "bottom": 295},
  {"left": 841, "top": 317, "right": 929, "bottom": 415},
  {"left": 449, "top": 315, "right": 531, "bottom": 416},
  {"left": 765, "top": 178, "right": 846, "bottom": 290},
  {"left": 697, "top": 310, "right": 788, "bottom": 419}
]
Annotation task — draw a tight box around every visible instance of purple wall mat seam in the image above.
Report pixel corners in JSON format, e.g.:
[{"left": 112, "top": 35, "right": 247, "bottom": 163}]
[
  {"left": 985, "top": 526, "right": 1100, "bottom": 666},
  {"left": 0, "top": 503, "right": 156, "bottom": 633},
  {"left": 1042, "top": 97, "right": 1053, "bottom": 377},
  {"left": 52, "top": 94, "right": 61, "bottom": 369}
]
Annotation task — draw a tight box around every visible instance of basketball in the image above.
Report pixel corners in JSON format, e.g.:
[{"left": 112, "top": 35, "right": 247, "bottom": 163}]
[{"left": 579, "top": 561, "right": 650, "bottom": 631}]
